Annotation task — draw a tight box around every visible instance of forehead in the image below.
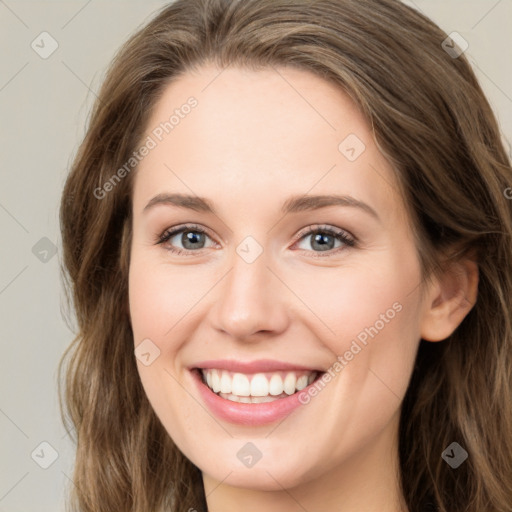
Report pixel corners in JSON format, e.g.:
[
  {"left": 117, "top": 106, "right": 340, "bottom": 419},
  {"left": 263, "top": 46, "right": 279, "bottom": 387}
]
[{"left": 132, "top": 64, "right": 406, "bottom": 225}]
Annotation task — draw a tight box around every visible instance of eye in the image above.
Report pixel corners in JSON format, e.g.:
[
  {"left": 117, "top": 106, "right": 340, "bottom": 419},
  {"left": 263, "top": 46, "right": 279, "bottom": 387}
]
[
  {"left": 292, "top": 225, "right": 355, "bottom": 257},
  {"left": 156, "top": 224, "right": 216, "bottom": 255},
  {"left": 156, "top": 223, "right": 356, "bottom": 257}
]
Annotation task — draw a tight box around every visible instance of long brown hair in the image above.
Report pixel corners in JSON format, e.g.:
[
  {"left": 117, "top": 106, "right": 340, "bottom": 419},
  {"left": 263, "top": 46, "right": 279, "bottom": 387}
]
[{"left": 58, "top": 0, "right": 512, "bottom": 510}]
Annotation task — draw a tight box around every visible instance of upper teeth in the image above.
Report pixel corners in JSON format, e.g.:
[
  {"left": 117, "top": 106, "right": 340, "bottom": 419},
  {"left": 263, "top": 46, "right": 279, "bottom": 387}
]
[{"left": 201, "top": 369, "right": 317, "bottom": 397}]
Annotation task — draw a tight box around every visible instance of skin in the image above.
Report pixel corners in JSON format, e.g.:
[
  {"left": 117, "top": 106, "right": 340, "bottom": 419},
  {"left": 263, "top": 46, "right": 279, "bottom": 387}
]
[{"left": 128, "top": 63, "right": 478, "bottom": 512}]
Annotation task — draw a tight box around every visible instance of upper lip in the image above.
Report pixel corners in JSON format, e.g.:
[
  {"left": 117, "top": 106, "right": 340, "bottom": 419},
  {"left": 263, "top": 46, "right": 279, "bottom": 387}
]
[{"left": 190, "top": 359, "right": 323, "bottom": 373}]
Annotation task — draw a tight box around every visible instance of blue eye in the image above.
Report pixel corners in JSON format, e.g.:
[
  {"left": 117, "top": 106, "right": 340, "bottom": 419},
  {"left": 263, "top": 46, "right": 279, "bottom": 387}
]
[
  {"left": 293, "top": 226, "right": 355, "bottom": 256},
  {"left": 157, "top": 224, "right": 215, "bottom": 255},
  {"left": 156, "top": 223, "right": 355, "bottom": 257}
]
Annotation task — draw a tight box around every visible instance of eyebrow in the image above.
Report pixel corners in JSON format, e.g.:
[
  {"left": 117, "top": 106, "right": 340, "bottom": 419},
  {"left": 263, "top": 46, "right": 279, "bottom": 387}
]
[{"left": 143, "top": 193, "right": 379, "bottom": 220}]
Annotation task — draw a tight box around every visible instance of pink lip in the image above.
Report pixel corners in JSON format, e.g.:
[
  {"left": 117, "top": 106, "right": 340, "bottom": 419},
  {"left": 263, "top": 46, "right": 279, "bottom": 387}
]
[
  {"left": 191, "top": 359, "right": 322, "bottom": 373},
  {"left": 190, "top": 368, "right": 323, "bottom": 426}
]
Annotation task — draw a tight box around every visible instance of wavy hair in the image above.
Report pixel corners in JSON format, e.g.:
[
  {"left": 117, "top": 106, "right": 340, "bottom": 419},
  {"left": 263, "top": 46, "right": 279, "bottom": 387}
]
[{"left": 58, "top": 0, "right": 512, "bottom": 510}]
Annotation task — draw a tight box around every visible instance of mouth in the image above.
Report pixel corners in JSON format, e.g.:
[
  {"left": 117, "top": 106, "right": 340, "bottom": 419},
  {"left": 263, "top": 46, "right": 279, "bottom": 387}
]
[{"left": 192, "top": 368, "right": 323, "bottom": 403}]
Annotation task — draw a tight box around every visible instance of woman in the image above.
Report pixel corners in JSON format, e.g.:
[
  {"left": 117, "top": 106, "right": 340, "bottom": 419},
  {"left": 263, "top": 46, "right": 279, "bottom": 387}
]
[{"left": 58, "top": 0, "right": 512, "bottom": 511}]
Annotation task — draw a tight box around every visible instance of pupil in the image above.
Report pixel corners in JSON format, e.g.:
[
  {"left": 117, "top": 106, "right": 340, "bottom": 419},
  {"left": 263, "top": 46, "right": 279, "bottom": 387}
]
[
  {"left": 313, "top": 233, "right": 333, "bottom": 251},
  {"left": 183, "top": 231, "right": 204, "bottom": 249}
]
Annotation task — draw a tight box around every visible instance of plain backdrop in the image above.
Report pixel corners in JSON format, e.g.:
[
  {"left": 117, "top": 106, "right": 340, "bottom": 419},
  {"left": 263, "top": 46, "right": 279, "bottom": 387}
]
[{"left": 1, "top": 1, "right": 511, "bottom": 510}]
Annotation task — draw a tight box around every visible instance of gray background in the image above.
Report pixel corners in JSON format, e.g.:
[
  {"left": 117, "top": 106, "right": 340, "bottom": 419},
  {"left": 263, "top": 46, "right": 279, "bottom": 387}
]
[{"left": 1, "top": 1, "right": 511, "bottom": 511}]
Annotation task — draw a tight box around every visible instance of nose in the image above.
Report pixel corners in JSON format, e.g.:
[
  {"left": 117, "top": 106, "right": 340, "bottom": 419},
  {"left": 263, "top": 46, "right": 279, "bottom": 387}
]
[{"left": 210, "top": 249, "right": 290, "bottom": 341}]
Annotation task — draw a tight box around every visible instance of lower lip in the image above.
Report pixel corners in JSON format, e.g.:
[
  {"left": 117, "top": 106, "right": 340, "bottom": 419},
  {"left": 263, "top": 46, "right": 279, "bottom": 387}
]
[{"left": 190, "top": 369, "right": 321, "bottom": 426}]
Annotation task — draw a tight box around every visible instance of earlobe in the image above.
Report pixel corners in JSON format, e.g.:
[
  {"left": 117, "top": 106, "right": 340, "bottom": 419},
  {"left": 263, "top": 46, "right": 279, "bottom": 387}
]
[{"left": 420, "top": 257, "right": 479, "bottom": 342}]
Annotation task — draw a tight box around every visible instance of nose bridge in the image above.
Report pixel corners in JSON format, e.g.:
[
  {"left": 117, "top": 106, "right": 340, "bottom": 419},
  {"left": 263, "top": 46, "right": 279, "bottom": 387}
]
[{"left": 212, "top": 242, "right": 289, "bottom": 339}]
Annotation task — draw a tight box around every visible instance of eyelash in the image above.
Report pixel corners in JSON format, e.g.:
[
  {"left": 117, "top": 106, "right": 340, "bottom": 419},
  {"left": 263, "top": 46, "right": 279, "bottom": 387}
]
[{"left": 155, "top": 223, "right": 356, "bottom": 258}]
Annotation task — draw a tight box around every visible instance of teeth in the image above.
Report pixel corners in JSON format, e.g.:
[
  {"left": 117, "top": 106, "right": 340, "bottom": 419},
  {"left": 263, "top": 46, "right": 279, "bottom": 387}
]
[
  {"left": 211, "top": 370, "right": 221, "bottom": 393},
  {"left": 219, "top": 392, "right": 283, "bottom": 404},
  {"left": 250, "top": 373, "right": 269, "bottom": 396},
  {"left": 201, "top": 369, "right": 319, "bottom": 399},
  {"left": 220, "top": 371, "right": 231, "bottom": 394},
  {"left": 269, "top": 374, "right": 284, "bottom": 396},
  {"left": 283, "top": 373, "right": 296, "bottom": 395},
  {"left": 232, "top": 373, "right": 250, "bottom": 396},
  {"left": 296, "top": 375, "right": 308, "bottom": 390}
]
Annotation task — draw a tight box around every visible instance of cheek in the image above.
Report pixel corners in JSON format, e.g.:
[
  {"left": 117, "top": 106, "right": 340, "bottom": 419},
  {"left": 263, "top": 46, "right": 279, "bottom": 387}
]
[
  {"left": 128, "top": 257, "right": 200, "bottom": 442},
  {"left": 289, "top": 248, "right": 422, "bottom": 395},
  {"left": 293, "top": 252, "right": 419, "bottom": 344},
  {"left": 128, "top": 256, "right": 206, "bottom": 354}
]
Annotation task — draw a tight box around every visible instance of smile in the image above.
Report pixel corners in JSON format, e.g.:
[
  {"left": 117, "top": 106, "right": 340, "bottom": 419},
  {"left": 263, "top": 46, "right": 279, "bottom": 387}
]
[
  {"left": 189, "top": 360, "right": 325, "bottom": 425},
  {"left": 200, "top": 369, "right": 318, "bottom": 403}
]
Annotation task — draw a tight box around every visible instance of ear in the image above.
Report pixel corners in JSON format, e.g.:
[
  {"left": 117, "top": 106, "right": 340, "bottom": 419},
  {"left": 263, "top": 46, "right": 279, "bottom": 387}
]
[{"left": 420, "top": 255, "right": 479, "bottom": 342}]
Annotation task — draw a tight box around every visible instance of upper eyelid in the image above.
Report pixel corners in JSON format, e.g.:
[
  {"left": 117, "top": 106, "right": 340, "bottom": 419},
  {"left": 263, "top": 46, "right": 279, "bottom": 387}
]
[{"left": 294, "top": 223, "right": 354, "bottom": 240}]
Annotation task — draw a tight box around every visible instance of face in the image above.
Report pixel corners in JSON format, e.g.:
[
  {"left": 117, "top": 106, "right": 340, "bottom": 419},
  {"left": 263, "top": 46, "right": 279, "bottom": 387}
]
[{"left": 128, "top": 63, "right": 428, "bottom": 493}]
